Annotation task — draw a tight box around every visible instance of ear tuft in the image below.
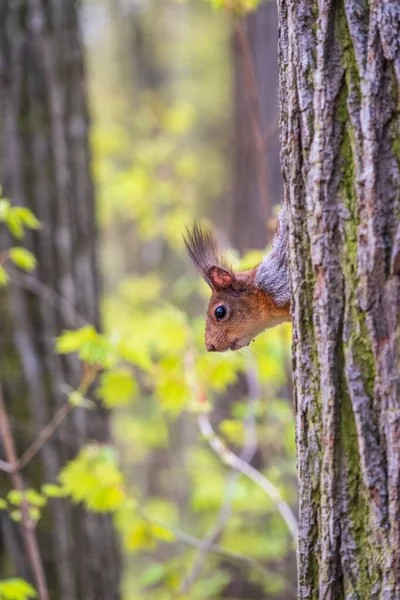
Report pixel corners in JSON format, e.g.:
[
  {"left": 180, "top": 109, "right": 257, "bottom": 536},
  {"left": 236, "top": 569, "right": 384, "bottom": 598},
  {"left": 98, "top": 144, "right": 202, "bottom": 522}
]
[
  {"left": 184, "top": 221, "right": 230, "bottom": 288},
  {"left": 208, "top": 266, "right": 234, "bottom": 290}
]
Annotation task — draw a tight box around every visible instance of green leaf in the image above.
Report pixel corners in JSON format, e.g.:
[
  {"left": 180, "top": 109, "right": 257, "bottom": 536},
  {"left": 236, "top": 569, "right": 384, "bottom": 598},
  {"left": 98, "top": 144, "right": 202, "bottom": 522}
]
[
  {"left": 97, "top": 368, "right": 137, "bottom": 408},
  {"left": 151, "top": 523, "right": 175, "bottom": 542},
  {"left": 0, "top": 199, "right": 10, "bottom": 220},
  {"left": 124, "top": 521, "right": 156, "bottom": 552},
  {"left": 140, "top": 563, "right": 168, "bottom": 587},
  {"left": 56, "top": 327, "right": 94, "bottom": 354},
  {"left": 0, "top": 498, "right": 7, "bottom": 510},
  {"left": 56, "top": 326, "right": 116, "bottom": 367},
  {"left": 7, "top": 490, "right": 23, "bottom": 505},
  {"left": 219, "top": 419, "right": 244, "bottom": 445},
  {"left": 10, "top": 510, "right": 22, "bottom": 522},
  {"left": 28, "top": 506, "right": 41, "bottom": 522},
  {"left": 59, "top": 444, "right": 125, "bottom": 512},
  {"left": 0, "top": 578, "right": 37, "bottom": 600},
  {"left": 0, "top": 266, "right": 9, "bottom": 287},
  {"left": 5, "top": 212, "right": 24, "bottom": 239},
  {"left": 9, "top": 248, "right": 37, "bottom": 272},
  {"left": 68, "top": 390, "right": 95, "bottom": 410},
  {"left": 41, "top": 484, "right": 66, "bottom": 498},
  {"left": 25, "top": 489, "right": 47, "bottom": 508},
  {"left": 13, "top": 207, "right": 40, "bottom": 230}
]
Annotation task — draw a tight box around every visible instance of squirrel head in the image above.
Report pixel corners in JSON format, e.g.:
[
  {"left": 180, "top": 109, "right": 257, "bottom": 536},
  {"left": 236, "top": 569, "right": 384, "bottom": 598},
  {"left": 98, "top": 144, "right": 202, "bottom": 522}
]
[{"left": 184, "top": 222, "right": 289, "bottom": 352}]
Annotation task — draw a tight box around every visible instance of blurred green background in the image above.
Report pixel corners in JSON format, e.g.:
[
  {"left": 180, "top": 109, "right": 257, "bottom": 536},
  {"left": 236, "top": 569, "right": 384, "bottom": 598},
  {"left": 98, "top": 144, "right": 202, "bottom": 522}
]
[{"left": 85, "top": 1, "right": 296, "bottom": 597}]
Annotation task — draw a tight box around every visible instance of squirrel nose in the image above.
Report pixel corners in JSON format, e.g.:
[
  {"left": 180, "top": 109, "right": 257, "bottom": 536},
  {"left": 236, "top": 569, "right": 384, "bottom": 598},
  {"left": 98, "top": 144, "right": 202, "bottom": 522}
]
[{"left": 206, "top": 343, "right": 216, "bottom": 352}]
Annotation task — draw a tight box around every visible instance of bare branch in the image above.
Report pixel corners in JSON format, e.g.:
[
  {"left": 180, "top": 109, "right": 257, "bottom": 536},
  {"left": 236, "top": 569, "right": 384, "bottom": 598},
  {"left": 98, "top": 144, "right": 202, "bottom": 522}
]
[
  {"left": 17, "top": 364, "right": 98, "bottom": 471},
  {"left": 198, "top": 411, "right": 298, "bottom": 541},
  {"left": 139, "top": 509, "right": 297, "bottom": 598},
  {"left": 7, "top": 265, "right": 87, "bottom": 328},
  {"left": 0, "top": 458, "right": 15, "bottom": 473},
  {"left": 0, "top": 383, "right": 49, "bottom": 600},
  {"left": 17, "top": 403, "right": 73, "bottom": 471},
  {"left": 181, "top": 367, "right": 260, "bottom": 594}
]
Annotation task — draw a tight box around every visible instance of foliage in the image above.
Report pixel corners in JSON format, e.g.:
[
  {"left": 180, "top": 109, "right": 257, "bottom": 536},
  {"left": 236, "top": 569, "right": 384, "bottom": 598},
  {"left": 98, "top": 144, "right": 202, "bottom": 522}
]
[
  {"left": 0, "top": 580, "right": 37, "bottom": 600},
  {"left": 0, "top": 187, "right": 38, "bottom": 287},
  {"left": 86, "top": 0, "right": 295, "bottom": 597},
  {"left": 206, "top": 0, "right": 262, "bottom": 15}
]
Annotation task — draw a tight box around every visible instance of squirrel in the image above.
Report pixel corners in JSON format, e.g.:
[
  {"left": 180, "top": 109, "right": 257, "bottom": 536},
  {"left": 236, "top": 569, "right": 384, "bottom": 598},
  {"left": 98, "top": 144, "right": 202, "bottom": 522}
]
[{"left": 184, "top": 204, "right": 290, "bottom": 352}]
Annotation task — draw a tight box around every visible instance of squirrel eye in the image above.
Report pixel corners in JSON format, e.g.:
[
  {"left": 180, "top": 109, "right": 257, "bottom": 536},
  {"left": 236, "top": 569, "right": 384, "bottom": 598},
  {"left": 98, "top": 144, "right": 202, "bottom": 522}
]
[{"left": 215, "top": 305, "right": 228, "bottom": 320}]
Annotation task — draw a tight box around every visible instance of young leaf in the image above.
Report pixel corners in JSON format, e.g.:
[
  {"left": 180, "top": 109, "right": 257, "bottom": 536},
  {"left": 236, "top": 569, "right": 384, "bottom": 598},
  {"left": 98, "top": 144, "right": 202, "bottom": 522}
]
[
  {"left": 140, "top": 563, "right": 168, "bottom": 587},
  {"left": 0, "top": 578, "right": 37, "bottom": 600},
  {"left": 10, "top": 510, "right": 22, "bottom": 522},
  {"left": 5, "top": 212, "right": 24, "bottom": 239},
  {"left": 9, "top": 248, "right": 37, "bottom": 272},
  {"left": 97, "top": 368, "right": 137, "bottom": 408},
  {"left": 41, "top": 484, "right": 66, "bottom": 498},
  {"left": 7, "top": 490, "right": 23, "bottom": 505},
  {"left": 0, "top": 266, "right": 9, "bottom": 287},
  {"left": 25, "top": 489, "right": 47, "bottom": 508},
  {"left": 14, "top": 207, "right": 40, "bottom": 230},
  {"left": 59, "top": 444, "right": 125, "bottom": 512},
  {"left": 56, "top": 326, "right": 116, "bottom": 367},
  {"left": 0, "top": 198, "right": 10, "bottom": 220},
  {"left": 68, "top": 390, "right": 95, "bottom": 410}
]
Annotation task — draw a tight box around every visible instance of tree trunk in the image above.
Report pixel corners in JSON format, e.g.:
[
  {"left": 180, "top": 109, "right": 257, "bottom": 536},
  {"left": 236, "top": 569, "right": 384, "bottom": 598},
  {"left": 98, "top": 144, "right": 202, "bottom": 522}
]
[
  {"left": 0, "top": 1, "right": 120, "bottom": 598},
  {"left": 278, "top": 0, "right": 400, "bottom": 597}
]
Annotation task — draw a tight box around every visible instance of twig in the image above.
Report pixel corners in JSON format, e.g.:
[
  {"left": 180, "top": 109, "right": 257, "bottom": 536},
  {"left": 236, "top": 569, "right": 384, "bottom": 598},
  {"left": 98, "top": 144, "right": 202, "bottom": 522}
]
[
  {"left": 21, "top": 364, "right": 98, "bottom": 470},
  {"left": 17, "top": 403, "right": 73, "bottom": 470},
  {"left": 0, "top": 383, "right": 49, "bottom": 600},
  {"left": 0, "top": 458, "right": 14, "bottom": 473},
  {"left": 138, "top": 508, "right": 297, "bottom": 597},
  {"left": 181, "top": 367, "right": 260, "bottom": 594},
  {"left": 7, "top": 265, "right": 87, "bottom": 328},
  {"left": 198, "top": 411, "right": 298, "bottom": 541},
  {"left": 235, "top": 18, "right": 271, "bottom": 226},
  {"left": 0, "top": 364, "right": 98, "bottom": 473}
]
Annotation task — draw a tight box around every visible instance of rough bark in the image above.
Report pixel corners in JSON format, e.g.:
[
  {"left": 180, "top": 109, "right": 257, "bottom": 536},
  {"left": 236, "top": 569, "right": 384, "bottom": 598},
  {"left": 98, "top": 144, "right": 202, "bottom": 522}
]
[
  {"left": 277, "top": 0, "right": 400, "bottom": 598},
  {"left": 0, "top": 1, "right": 120, "bottom": 598}
]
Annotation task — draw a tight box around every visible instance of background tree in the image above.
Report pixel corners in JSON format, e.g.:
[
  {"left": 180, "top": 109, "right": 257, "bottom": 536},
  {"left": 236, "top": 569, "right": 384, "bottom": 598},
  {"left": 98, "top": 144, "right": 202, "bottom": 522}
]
[
  {"left": 229, "top": 0, "right": 282, "bottom": 248},
  {"left": 0, "top": 3, "right": 120, "bottom": 599},
  {"left": 278, "top": 0, "right": 400, "bottom": 596}
]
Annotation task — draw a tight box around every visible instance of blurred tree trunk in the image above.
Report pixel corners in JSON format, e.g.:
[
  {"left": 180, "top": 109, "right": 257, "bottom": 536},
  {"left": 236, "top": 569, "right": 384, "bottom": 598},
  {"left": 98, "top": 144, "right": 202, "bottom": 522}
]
[
  {"left": 0, "top": 2, "right": 120, "bottom": 599},
  {"left": 229, "top": 0, "right": 282, "bottom": 249},
  {"left": 278, "top": 0, "right": 400, "bottom": 597}
]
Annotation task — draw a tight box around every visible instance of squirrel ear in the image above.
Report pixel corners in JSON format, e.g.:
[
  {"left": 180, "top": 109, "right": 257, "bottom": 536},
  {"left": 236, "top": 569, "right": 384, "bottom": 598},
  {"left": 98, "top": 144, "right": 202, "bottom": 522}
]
[{"left": 208, "top": 266, "right": 234, "bottom": 290}]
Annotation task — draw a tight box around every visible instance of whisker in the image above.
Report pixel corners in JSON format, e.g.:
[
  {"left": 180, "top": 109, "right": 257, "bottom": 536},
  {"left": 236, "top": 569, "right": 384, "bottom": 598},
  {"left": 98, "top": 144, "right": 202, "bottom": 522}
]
[{"left": 238, "top": 347, "right": 257, "bottom": 364}]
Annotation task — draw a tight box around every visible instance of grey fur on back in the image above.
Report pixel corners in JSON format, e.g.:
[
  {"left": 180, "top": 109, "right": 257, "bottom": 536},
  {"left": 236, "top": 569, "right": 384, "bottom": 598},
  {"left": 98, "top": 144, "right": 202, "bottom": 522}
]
[{"left": 255, "top": 204, "right": 290, "bottom": 307}]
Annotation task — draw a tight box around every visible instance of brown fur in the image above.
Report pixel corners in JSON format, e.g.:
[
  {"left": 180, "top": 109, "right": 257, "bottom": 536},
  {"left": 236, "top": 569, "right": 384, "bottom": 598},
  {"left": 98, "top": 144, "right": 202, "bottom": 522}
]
[{"left": 185, "top": 223, "right": 291, "bottom": 352}]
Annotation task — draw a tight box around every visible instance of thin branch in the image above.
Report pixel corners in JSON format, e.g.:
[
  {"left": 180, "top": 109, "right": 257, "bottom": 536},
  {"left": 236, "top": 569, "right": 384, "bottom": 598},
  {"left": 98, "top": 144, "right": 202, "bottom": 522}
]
[
  {"left": 7, "top": 265, "right": 87, "bottom": 328},
  {"left": 0, "top": 458, "right": 14, "bottom": 473},
  {"left": 17, "top": 403, "right": 73, "bottom": 470},
  {"left": 0, "top": 383, "right": 49, "bottom": 600},
  {"left": 235, "top": 17, "right": 272, "bottom": 226},
  {"left": 198, "top": 411, "right": 298, "bottom": 541},
  {"left": 181, "top": 367, "right": 260, "bottom": 594},
  {"left": 139, "top": 510, "right": 297, "bottom": 597},
  {"left": 17, "top": 364, "right": 98, "bottom": 471}
]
